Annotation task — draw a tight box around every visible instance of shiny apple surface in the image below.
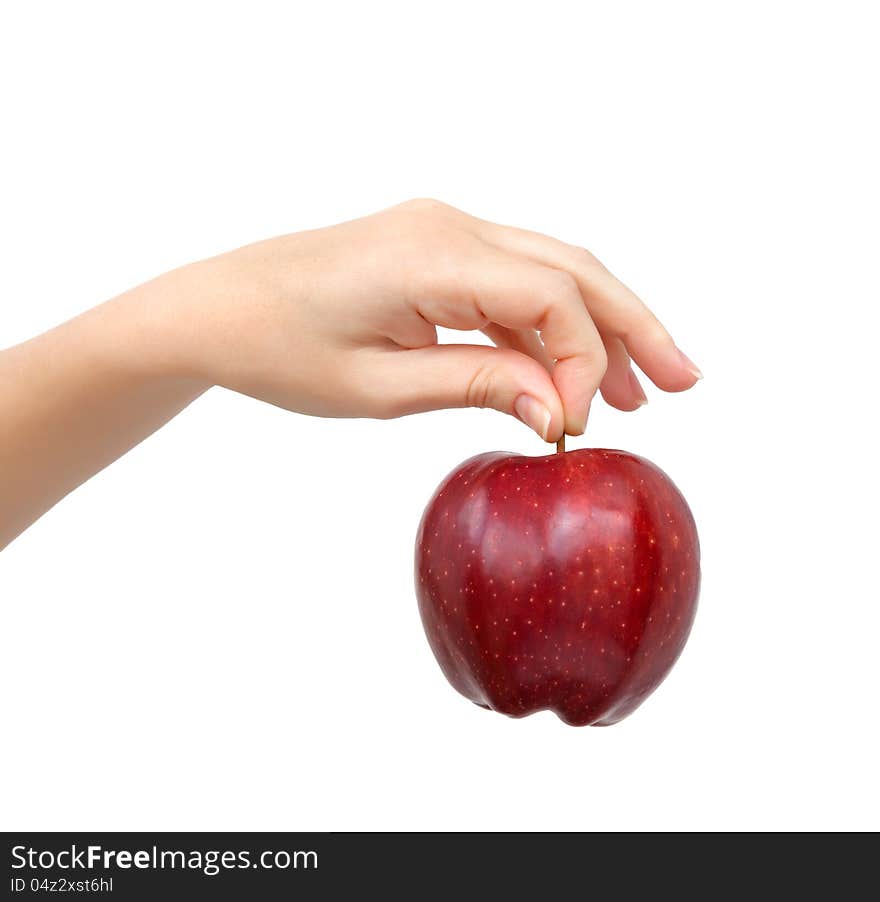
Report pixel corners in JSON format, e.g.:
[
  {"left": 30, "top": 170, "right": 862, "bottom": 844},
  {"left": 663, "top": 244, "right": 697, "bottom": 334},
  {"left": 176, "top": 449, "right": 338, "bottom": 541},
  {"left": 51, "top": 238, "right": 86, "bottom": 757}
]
[{"left": 415, "top": 448, "right": 700, "bottom": 726}]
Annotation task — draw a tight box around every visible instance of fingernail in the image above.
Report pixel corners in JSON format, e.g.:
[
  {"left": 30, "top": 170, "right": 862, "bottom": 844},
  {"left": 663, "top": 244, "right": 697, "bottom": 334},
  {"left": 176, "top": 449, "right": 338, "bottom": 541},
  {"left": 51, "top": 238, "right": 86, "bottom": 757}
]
[
  {"left": 677, "top": 348, "right": 703, "bottom": 380},
  {"left": 514, "top": 394, "right": 552, "bottom": 441},
  {"left": 628, "top": 369, "right": 648, "bottom": 407}
]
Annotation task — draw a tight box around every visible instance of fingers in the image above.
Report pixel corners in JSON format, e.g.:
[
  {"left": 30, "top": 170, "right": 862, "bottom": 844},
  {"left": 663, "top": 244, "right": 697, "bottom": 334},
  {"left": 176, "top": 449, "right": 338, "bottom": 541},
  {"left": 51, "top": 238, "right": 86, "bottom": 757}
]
[
  {"left": 475, "top": 222, "right": 702, "bottom": 392},
  {"left": 487, "top": 324, "right": 648, "bottom": 413},
  {"left": 364, "top": 344, "right": 565, "bottom": 442},
  {"left": 481, "top": 324, "right": 553, "bottom": 371},
  {"left": 417, "top": 256, "right": 607, "bottom": 436},
  {"left": 600, "top": 336, "right": 648, "bottom": 411}
]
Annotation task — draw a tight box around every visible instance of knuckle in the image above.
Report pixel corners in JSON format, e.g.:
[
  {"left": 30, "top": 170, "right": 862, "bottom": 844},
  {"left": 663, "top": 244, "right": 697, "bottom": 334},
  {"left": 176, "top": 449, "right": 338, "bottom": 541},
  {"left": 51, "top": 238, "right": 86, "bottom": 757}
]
[
  {"left": 621, "top": 313, "right": 670, "bottom": 346},
  {"left": 569, "top": 244, "right": 604, "bottom": 270},
  {"left": 465, "top": 361, "right": 494, "bottom": 409},
  {"left": 399, "top": 197, "right": 452, "bottom": 216},
  {"left": 574, "top": 344, "right": 608, "bottom": 384},
  {"left": 545, "top": 269, "right": 580, "bottom": 304}
]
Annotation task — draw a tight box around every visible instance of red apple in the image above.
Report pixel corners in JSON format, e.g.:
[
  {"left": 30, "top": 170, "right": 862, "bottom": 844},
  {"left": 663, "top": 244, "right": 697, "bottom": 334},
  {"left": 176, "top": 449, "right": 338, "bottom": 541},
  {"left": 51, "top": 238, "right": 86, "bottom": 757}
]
[{"left": 415, "top": 448, "right": 700, "bottom": 726}]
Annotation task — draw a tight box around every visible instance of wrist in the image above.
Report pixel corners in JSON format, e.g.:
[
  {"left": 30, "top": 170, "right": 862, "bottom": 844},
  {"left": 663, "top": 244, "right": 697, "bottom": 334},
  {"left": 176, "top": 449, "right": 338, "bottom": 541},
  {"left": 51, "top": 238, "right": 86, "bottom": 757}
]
[{"left": 96, "top": 264, "right": 218, "bottom": 387}]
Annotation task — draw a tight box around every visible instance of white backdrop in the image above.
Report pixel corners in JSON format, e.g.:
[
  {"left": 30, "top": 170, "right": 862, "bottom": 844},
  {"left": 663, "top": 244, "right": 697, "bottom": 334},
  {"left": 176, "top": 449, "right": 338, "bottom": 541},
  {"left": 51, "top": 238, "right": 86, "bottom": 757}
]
[{"left": 1, "top": 1, "right": 878, "bottom": 831}]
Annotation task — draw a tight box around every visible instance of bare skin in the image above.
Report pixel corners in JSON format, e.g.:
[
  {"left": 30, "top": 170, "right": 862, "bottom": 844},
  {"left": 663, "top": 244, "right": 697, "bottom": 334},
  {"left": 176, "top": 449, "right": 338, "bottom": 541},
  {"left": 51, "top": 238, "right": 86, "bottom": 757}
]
[{"left": 0, "top": 199, "right": 701, "bottom": 550}]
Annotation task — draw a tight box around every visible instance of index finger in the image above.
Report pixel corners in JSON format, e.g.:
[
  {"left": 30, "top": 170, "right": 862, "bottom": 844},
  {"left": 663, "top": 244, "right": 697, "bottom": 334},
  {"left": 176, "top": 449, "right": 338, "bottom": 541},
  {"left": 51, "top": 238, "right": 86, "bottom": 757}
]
[
  {"left": 475, "top": 221, "right": 702, "bottom": 392},
  {"left": 415, "top": 253, "right": 608, "bottom": 435}
]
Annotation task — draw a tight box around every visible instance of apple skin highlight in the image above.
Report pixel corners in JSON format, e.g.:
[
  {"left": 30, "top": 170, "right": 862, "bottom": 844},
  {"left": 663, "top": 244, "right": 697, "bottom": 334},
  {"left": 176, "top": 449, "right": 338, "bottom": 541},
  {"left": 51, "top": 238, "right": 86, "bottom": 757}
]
[{"left": 415, "top": 449, "right": 700, "bottom": 726}]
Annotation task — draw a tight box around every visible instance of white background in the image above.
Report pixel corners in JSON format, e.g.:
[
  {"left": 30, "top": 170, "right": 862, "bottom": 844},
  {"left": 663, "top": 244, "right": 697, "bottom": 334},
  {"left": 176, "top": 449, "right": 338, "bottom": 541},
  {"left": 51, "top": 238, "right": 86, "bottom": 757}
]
[{"left": 2, "top": 1, "right": 878, "bottom": 831}]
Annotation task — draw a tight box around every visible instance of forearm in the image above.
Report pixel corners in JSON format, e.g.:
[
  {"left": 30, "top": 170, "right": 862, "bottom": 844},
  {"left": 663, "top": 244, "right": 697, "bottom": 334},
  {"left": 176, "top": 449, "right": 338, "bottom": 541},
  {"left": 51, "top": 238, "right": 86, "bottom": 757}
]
[{"left": 0, "top": 270, "right": 209, "bottom": 550}]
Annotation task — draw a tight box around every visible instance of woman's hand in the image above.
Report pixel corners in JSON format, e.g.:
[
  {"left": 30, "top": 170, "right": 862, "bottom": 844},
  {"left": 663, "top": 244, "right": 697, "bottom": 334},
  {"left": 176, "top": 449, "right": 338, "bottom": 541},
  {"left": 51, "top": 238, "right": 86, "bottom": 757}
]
[
  {"left": 0, "top": 199, "right": 700, "bottom": 548},
  {"left": 174, "top": 198, "right": 701, "bottom": 441}
]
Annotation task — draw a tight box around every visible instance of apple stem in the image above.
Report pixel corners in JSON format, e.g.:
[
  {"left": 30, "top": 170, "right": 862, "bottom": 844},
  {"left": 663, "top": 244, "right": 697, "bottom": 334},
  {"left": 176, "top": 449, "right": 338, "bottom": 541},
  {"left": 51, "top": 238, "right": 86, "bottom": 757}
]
[{"left": 557, "top": 435, "right": 566, "bottom": 454}]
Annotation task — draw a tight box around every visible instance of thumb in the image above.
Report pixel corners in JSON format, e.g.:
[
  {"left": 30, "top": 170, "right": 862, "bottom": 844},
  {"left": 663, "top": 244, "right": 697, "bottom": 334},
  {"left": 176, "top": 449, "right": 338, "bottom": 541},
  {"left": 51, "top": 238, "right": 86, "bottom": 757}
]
[{"left": 372, "top": 344, "right": 565, "bottom": 442}]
